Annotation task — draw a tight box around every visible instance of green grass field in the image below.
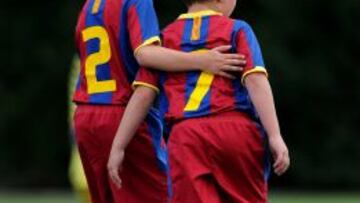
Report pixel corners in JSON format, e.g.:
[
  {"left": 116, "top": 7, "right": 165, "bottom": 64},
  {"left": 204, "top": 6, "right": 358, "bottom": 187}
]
[{"left": 0, "top": 192, "right": 360, "bottom": 203}]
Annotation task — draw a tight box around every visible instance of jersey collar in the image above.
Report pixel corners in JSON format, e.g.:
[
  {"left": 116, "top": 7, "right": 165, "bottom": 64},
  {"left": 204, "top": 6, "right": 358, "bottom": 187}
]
[{"left": 178, "top": 10, "right": 223, "bottom": 19}]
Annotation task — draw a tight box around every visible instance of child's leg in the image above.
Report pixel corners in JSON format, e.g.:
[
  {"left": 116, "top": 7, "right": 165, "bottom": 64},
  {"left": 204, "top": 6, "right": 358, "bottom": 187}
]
[
  {"left": 74, "top": 105, "right": 169, "bottom": 203},
  {"left": 110, "top": 116, "right": 169, "bottom": 203},
  {"left": 206, "top": 112, "right": 270, "bottom": 203},
  {"left": 168, "top": 112, "right": 269, "bottom": 203},
  {"left": 74, "top": 105, "right": 118, "bottom": 203},
  {"left": 168, "top": 121, "right": 222, "bottom": 203}
]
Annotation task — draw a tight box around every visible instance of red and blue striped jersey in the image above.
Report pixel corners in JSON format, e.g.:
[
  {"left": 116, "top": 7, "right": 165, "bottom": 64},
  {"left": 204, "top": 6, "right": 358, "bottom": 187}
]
[
  {"left": 73, "top": 0, "right": 160, "bottom": 105},
  {"left": 134, "top": 10, "right": 267, "bottom": 123}
]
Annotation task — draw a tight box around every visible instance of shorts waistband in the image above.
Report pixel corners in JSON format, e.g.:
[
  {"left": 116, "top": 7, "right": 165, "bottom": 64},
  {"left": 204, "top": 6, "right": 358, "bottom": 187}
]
[
  {"left": 173, "top": 111, "right": 251, "bottom": 126},
  {"left": 75, "top": 104, "right": 126, "bottom": 113}
]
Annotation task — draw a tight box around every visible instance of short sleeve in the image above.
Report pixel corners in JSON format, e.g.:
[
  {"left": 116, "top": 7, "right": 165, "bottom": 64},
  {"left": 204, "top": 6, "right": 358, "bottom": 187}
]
[
  {"left": 234, "top": 21, "right": 268, "bottom": 84},
  {"left": 127, "top": 0, "right": 161, "bottom": 55},
  {"left": 133, "top": 67, "right": 160, "bottom": 93}
]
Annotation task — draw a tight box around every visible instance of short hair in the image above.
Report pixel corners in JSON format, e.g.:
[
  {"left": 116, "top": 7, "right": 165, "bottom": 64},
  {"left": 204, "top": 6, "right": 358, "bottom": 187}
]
[{"left": 182, "top": 0, "right": 212, "bottom": 6}]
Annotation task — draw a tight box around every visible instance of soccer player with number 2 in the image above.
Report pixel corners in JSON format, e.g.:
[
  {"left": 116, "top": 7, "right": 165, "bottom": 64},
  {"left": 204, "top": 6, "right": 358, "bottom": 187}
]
[
  {"left": 72, "top": 0, "right": 245, "bottom": 202},
  {"left": 108, "top": 0, "right": 290, "bottom": 202}
]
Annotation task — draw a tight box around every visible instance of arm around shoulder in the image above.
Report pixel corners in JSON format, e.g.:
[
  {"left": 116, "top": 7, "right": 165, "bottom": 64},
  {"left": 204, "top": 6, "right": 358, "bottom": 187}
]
[{"left": 135, "top": 44, "right": 245, "bottom": 76}]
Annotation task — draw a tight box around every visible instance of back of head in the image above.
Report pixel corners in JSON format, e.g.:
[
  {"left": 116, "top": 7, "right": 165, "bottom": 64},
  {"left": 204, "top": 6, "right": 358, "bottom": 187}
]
[{"left": 182, "top": 0, "right": 211, "bottom": 6}]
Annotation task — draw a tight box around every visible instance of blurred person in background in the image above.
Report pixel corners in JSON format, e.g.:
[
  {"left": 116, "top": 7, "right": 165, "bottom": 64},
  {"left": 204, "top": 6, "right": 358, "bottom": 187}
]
[{"left": 68, "top": 57, "right": 90, "bottom": 203}]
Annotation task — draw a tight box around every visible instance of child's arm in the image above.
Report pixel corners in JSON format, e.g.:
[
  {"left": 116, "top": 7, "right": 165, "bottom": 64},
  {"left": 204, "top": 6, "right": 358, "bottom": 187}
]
[
  {"left": 244, "top": 74, "right": 290, "bottom": 176},
  {"left": 126, "top": 0, "right": 245, "bottom": 77},
  {"left": 136, "top": 45, "right": 245, "bottom": 79},
  {"left": 107, "top": 86, "right": 157, "bottom": 189}
]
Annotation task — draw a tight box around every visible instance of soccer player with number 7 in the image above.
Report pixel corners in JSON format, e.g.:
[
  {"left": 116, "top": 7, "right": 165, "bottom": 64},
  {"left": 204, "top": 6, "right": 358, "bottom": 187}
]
[
  {"left": 72, "top": 0, "right": 245, "bottom": 202},
  {"left": 108, "top": 0, "right": 290, "bottom": 202}
]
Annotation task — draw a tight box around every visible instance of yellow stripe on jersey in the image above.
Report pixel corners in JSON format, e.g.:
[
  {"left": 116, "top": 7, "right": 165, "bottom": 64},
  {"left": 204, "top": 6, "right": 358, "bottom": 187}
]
[
  {"left": 191, "top": 17, "right": 202, "bottom": 41},
  {"left": 178, "top": 10, "right": 222, "bottom": 19},
  {"left": 134, "top": 36, "right": 161, "bottom": 56},
  {"left": 92, "top": 0, "right": 102, "bottom": 14},
  {"left": 132, "top": 81, "right": 160, "bottom": 94},
  {"left": 184, "top": 72, "right": 215, "bottom": 112},
  {"left": 241, "top": 66, "right": 268, "bottom": 84},
  {"left": 184, "top": 49, "right": 214, "bottom": 112}
]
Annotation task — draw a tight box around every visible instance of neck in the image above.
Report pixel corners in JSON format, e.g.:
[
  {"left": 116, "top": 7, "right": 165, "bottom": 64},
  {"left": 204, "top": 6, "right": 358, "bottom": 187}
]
[{"left": 187, "top": 3, "right": 220, "bottom": 14}]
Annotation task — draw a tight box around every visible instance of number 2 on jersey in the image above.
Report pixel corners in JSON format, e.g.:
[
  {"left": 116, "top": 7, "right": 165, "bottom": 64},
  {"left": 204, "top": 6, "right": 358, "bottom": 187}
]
[{"left": 82, "top": 26, "right": 116, "bottom": 94}]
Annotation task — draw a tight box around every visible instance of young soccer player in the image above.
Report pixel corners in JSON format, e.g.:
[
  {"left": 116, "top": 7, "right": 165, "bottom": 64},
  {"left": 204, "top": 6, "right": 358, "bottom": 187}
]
[
  {"left": 73, "top": 0, "right": 245, "bottom": 202},
  {"left": 107, "top": 0, "right": 290, "bottom": 202}
]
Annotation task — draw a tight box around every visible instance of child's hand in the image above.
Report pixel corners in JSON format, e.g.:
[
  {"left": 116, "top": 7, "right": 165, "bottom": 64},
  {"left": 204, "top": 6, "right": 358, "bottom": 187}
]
[
  {"left": 201, "top": 45, "right": 246, "bottom": 79},
  {"left": 107, "top": 148, "right": 125, "bottom": 189},
  {"left": 268, "top": 134, "right": 290, "bottom": 176}
]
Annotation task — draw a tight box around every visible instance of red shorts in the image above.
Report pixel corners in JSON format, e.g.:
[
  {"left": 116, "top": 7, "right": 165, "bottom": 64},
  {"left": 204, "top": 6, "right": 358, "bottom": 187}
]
[
  {"left": 74, "top": 104, "right": 170, "bottom": 203},
  {"left": 168, "top": 111, "right": 270, "bottom": 203}
]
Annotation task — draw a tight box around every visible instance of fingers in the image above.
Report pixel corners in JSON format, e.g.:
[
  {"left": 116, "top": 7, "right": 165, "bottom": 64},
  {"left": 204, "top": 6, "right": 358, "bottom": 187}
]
[
  {"left": 272, "top": 150, "right": 281, "bottom": 167},
  {"left": 217, "top": 71, "right": 236, "bottom": 79},
  {"left": 212, "top": 46, "right": 247, "bottom": 60},
  {"left": 225, "top": 58, "right": 246, "bottom": 67},
  {"left": 212, "top": 45, "right": 232, "bottom": 52},
  {"left": 107, "top": 150, "right": 125, "bottom": 189},
  {"left": 273, "top": 153, "right": 283, "bottom": 175},
  {"left": 273, "top": 151, "right": 290, "bottom": 176},
  {"left": 226, "top": 59, "right": 246, "bottom": 66},
  {"left": 109, "top": 169, "right": 122, "bottom": 189},
  {"left": 226, "top": 54, "right": 246, "bottom": 60},
  {"left": 275, "top": 162, "right": 289, "bottom": 175},
  {"left": 220, "top": 65, "right": 243, "bottom": 72},
  {"left": 280, "top": 153, "right": 290, "bottom": 174},
  {"left": 224, "top": 53, "right": 246, "bottom": 60}
]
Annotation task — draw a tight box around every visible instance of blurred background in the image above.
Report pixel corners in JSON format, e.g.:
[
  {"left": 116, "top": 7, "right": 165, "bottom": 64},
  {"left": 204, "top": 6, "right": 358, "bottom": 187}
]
[{"left": 1, "top": 0, "right": 360, "bottom": 202}]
